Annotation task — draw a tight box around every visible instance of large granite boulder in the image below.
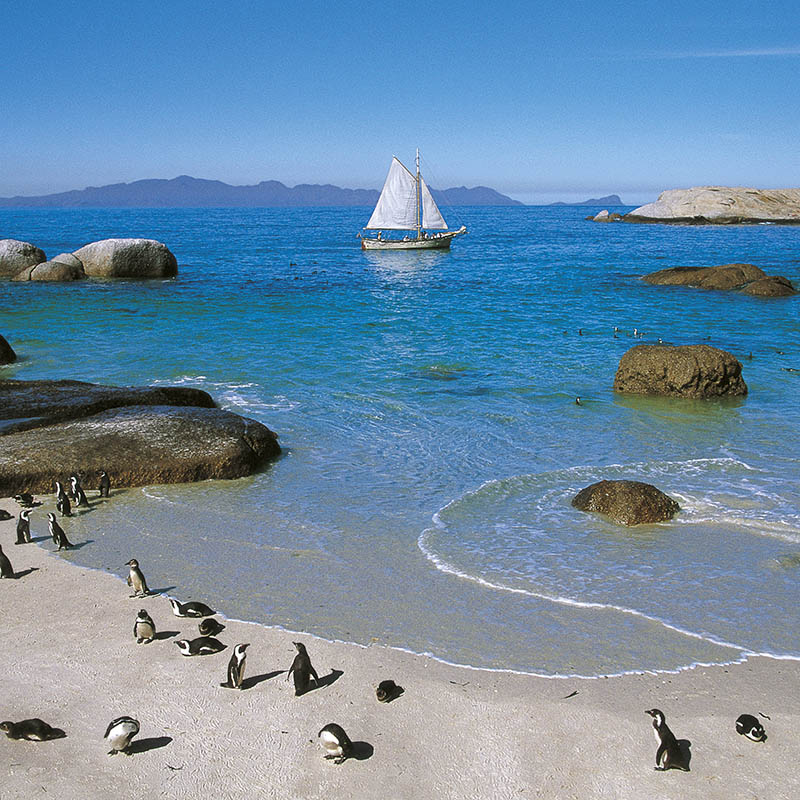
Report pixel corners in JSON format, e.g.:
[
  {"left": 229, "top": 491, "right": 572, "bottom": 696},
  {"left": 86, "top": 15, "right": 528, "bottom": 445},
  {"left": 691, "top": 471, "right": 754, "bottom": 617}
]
[
  {"left": 625, "top": 187, "right": 800, "bottom": 224},
  {"left": 73, "top": 238, "right": 178, "bottom": 278},
  {"left": 613, "top": 344, "right": 747, "bottom": 399},
  {"left": 643, "top": 264, "right": 797, "bottom": 296},
  {"left": 0, "top": 334, "right": 16, "bottom": 364},
  {"left": 0, "top": 405, "right": 280, "bottom": 495},
  {"left": 572, "top": 479, "right": 680, "bottom": 526},
  {"left": 13, "top": 258, "right": 87, "bottom": 282},
  {"left": 0, "top": 239, "right": 46, "bottom": 278}
]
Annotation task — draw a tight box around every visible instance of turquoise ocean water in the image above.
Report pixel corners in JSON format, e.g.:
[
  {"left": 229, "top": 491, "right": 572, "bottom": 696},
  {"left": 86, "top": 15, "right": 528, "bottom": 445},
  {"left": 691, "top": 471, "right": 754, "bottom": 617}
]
[{"left": 1, "top": 205, "right": 799, "bottom": 676}]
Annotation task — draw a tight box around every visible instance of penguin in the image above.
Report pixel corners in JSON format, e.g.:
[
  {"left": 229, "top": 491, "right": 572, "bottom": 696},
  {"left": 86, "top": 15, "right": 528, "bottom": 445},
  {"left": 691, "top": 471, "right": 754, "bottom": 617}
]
[
  {"left": 70, "top": 475, "right": 89, "bottom": 508},
  {"left": 174, "top": 636, "right": 226, "bottom": 656},
  {"left": 645, "top": 709, "right": 690, "bottom": 771},
  {"left": 126, "top": 559, "right": 150, "bottom": 597},
  {"left": 47, "top": 513, "right": 73, "bottom": 550},
  {"left": 98, "top": 470, "right": 111, "bottom": 498},
  {"left": 318, "top": 723, "right": 353, "bottom": 764},
  {"left": 13, "top": 493, "right": 35, "bottom": 508},
  {"left": 55, "top": 481, "right": 71, "bottom": 517},
  {"left": 15, "top": 509, "right": 31, "bottom": 544},
  {"left": 0, "top": 544, "right": 15, "bottom": 578},
  {"left": 220, "top": 643, "right": 250, "bottom": 689},
  {"left": 103, "top": 716, "right": 140, "bottom": 755},
  {"left": 168, "top": 598, "right": 214, "bottom": 617},
  {"left": 376, "top": 679, "right": 404, "bottom": 703},
  {"left": 287, "top": 641, "right": 319, "bottom": 696},
  {"left": 0, "top": 719, "right": 66, "bottom": 741},
  {"left": 199, "top": 618, "right": 226, "bottom": 636},
  {"left": 736, "top": 714, "right": 767, "bottom": 742},
  {"left": 133, "top": 609, "right": 156, "bottom": 644},
  {"left": 575, "top": 396, "right": 582, "bottom": 406}
]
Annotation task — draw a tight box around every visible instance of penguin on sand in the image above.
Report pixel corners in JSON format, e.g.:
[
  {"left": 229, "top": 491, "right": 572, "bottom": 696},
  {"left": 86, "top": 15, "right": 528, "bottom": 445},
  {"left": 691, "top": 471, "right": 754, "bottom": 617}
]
[
  {"left": 199, "top": 618, "right": 225, "bottom": 636},
  {"left": 287, "top": 641, "right": 319, "bottom": 696},
  {"left": 736, "top": 714, "right": 767, "bottom": 742},
  {"left": 98, "top": 470, "right": 111, "bottom": 498},
  {"left": 0, "top": 544, "right": 16, "bottom": 578},
  {"left": 13, "top": 493, "right": 36, "bottom": 508},
  {"left": 376, "top": 679, "right": 404, "bottom": 703},
  {"left": 15, "top": 509, "right": 32, "bottom": 544},
  {"left": 174, "top": 637, "right": 226, "bottom": 656},
  {"left": 645, "top": 709, "right": 690, "bottom": 771},
  {"left": 133, "top": 609, "right": 156, "bottom": 644},
  {"left": 55, "top": 481, "right": 71, "bottom": 517},
  {"left": 126, "top": 559, "right": 150, "bottom": 597},
  {"left": 168, "top": 598, "right": 214, "bottom": 617},
  {"left": 1, "top": 719, "right": 66, "bottom": 741},
  {"left": 220, "top": 643, "right": 250, "bottom": 689},
  {"left": 104, "top": 716, "right": 140, "bottom": 755},
  {"left": 70, "top": 475, "right": 89, "bottom": 508},
  {"left": 318, "top": 723, "right": 353, "bottom": 764},
  {"left": 47, "top": 513, "right": 73, "bottom": 550}
]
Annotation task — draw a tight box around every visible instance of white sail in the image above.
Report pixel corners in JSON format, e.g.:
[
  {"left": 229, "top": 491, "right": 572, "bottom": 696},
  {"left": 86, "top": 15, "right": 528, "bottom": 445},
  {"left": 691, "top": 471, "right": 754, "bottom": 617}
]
[
  {"left": 420, "top": 177, "right": 447, "bottom": 229},
  {"left": 365, "top": 157, "right": 418, "bottom": 230}
]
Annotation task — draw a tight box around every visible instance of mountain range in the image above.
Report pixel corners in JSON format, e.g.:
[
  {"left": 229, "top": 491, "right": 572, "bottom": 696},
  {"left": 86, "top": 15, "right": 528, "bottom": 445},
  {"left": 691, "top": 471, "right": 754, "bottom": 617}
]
[{"left": 0, "top": 175, "right": 523, "bottom": 208}]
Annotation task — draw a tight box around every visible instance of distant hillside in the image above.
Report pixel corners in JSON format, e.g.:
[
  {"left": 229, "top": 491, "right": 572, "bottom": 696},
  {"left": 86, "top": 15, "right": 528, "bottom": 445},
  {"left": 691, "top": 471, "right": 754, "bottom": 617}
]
[
  {"left": 549, "top": 194, "right": 624, "bottom": 206},
  {"left": 0, "top": 175, "right": 523, "bottom": 208}
]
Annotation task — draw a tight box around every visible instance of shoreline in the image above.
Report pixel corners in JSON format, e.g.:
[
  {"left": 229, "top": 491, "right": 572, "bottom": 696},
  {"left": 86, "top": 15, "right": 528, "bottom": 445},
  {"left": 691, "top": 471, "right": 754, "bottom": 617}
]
[{"left": 2, "top": 499, "right": 799, "bottom": 799}]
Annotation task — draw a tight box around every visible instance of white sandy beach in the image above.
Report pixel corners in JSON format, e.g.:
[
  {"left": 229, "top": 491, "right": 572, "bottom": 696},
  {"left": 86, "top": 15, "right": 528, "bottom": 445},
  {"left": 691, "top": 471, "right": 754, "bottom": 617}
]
[{"left": 1, "top": 498, "right": 798, "bottom": 800}]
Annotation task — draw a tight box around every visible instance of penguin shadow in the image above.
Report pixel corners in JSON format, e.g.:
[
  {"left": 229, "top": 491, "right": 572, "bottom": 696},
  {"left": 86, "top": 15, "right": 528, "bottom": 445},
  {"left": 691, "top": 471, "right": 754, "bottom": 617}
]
[
  {"left": 240, "top": 670, "right": 284, "bottom": 690},
  {"left": 302, "top": 669, "right": 344, "bottom": 695},
  {"left": 677, "top": 740, "right": 692, "bottom": 770},
  {"left": 62, "top": 539, "right": 94, "bottom": 550},
  {"left": 9, "top": 567, "right": 39, "bottom": 580},
  {"left": 348, "top": 741, "right": 374, "bottom": 761},
  {"left": 154, "top": 631, "right": 180, "bottom": 641},
  {"left": 146, "top": 586, "right": 178, "bottom": 596},
  {"left": 126, "top": 735, "right": 173, "bottom": 755}
]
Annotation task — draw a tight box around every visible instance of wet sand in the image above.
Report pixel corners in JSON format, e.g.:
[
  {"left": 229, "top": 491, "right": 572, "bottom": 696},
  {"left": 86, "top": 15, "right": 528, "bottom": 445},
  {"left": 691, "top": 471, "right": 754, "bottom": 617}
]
[{"left": 1, "top": 498, "right": 798, "bottom": 799}]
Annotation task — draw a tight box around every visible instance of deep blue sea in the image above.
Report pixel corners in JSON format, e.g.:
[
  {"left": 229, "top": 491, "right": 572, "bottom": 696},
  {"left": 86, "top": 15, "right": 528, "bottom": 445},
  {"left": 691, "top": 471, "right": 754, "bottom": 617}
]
[{"left": 2, "top": 206, "right": 799, "bottom": 676}]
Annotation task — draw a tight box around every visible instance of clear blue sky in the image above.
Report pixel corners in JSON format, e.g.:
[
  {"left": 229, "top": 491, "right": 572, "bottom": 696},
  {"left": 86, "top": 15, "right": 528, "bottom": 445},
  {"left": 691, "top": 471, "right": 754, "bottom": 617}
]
[{"left": 2, "top": 0, "right": 799, "bottom": 203}]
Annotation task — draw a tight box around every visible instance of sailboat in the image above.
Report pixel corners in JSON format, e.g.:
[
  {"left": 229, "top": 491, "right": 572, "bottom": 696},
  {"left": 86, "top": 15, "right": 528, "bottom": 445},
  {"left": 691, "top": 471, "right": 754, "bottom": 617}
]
[{"left": 360, "top": 150, "right": 467, "bottom": 250}]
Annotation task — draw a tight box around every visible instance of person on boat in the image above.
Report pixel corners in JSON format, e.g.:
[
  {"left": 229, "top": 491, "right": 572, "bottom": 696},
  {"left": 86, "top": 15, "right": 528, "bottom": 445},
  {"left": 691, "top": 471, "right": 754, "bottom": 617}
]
[{"left": 377, "top": 231, "right": 382, "bottom": 241}]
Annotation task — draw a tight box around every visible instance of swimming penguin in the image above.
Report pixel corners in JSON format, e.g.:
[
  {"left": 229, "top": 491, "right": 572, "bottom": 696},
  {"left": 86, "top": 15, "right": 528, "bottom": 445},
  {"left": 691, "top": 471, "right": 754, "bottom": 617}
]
[
  {"left": 220, "top": 643, "right": 250, "bottom": 689},
  {"left": 126, "top": 559, "right": 150, "bottom": 597},
  {"left": 70, "top": 475, "right": 89, "bottom": 508},
  {"left": 575, "top": 396, "right": 582, "bottom": 406},
  {"left": 287, "top": 641, "right": 319, "bottom": 696},
  {"left": 0, "top": 544, "right": 15, "bottom": 578},
  {"left": 199, "top": 618, "right": 226, "bottom": 636},
  {"left": 47, "top": 513, "right": 73, "bottom": 550},
  {"left": 15, "top": 510, "right": 31, "bottom": 544},
  {"left": 168, "top": 598, "right": 214, "bottom": 617},
  {"left": 174, "top": 636, "right": 226, "bottom": 656},
  {"left": 318, "top": 723, "right": 353, "bottom": 763},
  {"left": 55, "top": 481, "right": 72, "bottom": 517},
  {"left": 736, "top": 714, "right": 767, "bottom": 742},
  {"left": 103, "top": 716, "right": 140, "bottom": 755},
  {"left": 14, "top": 493, "right": 36, "bottom": 508},
  {"left": 645, "top": 709, "right": 690, "bottom": 771},
  {"left": 0, "top": 719, "right": 66, "bottom": 741},
  {"left": 133, "top": 609, "right": 156, "bottom": 644},
  {"left": 98, "top": 470, "right": 111, "bottom": 498},
  {"left": 376, "top": 679, "right": 404, "bottom": 703}
]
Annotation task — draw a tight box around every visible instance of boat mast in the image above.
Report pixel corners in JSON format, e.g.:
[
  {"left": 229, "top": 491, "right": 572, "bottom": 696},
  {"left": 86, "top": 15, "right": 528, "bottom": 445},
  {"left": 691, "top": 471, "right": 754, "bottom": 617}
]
[{"left": 415, "top": 148, "right": 421, "bottom": 240}]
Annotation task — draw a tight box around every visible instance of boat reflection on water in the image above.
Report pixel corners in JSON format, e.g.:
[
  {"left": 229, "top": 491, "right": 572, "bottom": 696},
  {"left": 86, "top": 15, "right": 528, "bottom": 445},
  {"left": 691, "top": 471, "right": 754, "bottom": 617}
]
[{"left": 361, "top": 248, "right": 450, "bottom": 282}]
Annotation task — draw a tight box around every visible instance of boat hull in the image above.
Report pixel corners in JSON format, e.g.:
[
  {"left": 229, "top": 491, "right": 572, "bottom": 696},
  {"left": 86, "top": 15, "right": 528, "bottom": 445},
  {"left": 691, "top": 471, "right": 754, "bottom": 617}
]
[{"left": 360, "top": 227, "right": 466, "bottom": 251}]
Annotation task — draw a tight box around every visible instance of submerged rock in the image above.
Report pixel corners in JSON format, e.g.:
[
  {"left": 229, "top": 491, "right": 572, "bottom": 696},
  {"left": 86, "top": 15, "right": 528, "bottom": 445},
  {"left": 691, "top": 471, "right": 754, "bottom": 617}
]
[
  {"left": 739, "top": 276, "right": 797, "bottom": 297},
  {"left": 571, "top": 479, "right": 680, "bottom": 526},
  {"left": 625, "top": 186, "right": 800, "bottom": 224},
  {"left": 0, "top": 239, "right": 46, "bottom": 278},
  {"left": 73, "top": 238, "right": 178, "bottom": 278},
  {"left": 613, "top": 344, "right": 747, "bottom": 399},
  {"left": 0, "top": 334, "right": 16, "bottom": 364},
  {"left": 643, "top": 264, "right": 797, "bottom": 296}
]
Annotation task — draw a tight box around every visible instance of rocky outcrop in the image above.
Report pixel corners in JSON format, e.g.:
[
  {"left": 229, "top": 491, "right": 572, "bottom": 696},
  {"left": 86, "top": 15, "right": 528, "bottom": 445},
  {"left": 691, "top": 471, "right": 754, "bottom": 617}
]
[
  {"left": 625, "top": 187, "right": 800, "bottom": 224},
  {"left": 72, "top": 238, "right": 178, "bottom": 278},
  {"left": 571, "top": 479, "right": 680, "bottom": 526},
  {"left": 13, "top": 257, "right": 86, "bottom": 282},
  {"left": 613, "top": 344, "right": 747, "bottom": 399},
  {"left": 0, "top": 405, "right": 280, "bottom": 495},
  {"left": 590, "top": 210, "right": 624, "bottom": 222},
  {"left": 0, "top": 239, "right": 46, "bottom": 278},
  {"left": 0, "top": 334, "right": 16, "bottom": 365},
  {"left": 643, "top": 264, "right": 797, "bottom": 296}
]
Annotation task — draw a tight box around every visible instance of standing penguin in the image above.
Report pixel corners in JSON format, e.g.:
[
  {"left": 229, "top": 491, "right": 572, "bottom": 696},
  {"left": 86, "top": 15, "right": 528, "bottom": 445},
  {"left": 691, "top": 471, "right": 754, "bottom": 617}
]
[
  {"left": 103, "top": 716, "right": 140, "bottom": 755},
  {"left": 318, "top": 723, "right": 353, "bottom": 763},
  {"left": 645, "top": 709, "right": 690, "bottom": 771},
  {"left": 15, "top": 509, "right": 32, "bottom": 544},
  {"left": 0, "top": 544, "right": 15, "bottom": 578},
  {"left": 221, "top": 643, "right": 250, "bottom": 689},
  {"left": 287, "top": 642, "right": 319, "bottom": 696},
  {"left": 47, "top": 513, "right": 73, "bottom": 550},
  {"left": 133, "top": 609, "right": 156, "bottom": 644},
  {"left": 98, "top": 470, "right": 111, "bottom": 498},
  {"left": 55, "top": 481, "right": 71, "bottom": 517},
  {"left": 70, "top": 476, "right": 89, "bottom": 508},
  {"left": 126, "top": 559, "right": 150, "bottom": 597}
]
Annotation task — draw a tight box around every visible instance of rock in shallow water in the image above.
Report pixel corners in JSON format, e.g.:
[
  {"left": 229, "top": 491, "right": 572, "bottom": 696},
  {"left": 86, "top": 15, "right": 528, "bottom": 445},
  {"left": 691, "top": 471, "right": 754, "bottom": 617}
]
[
  {"left": 643, "top": 264, "right": 797, "bottom": 296},
  {"left": 73, "top": 238, "right": 178, "bottom": 278},
  {"left": 613, "top": 344, "right": 747, "bottom": 399},
  {"left": 0, "top": 334, "right": 16, "bottom": 364},
  {"left": 0, "top": 239, "right": 46, "bottom": 278},
  {"left": 571, "top": 479, "right": 680, "bottom": 526}
]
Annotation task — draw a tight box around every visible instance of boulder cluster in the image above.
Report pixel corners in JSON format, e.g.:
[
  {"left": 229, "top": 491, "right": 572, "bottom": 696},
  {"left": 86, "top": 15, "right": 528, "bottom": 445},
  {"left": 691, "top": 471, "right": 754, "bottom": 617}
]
[
  {"left": 0, "top": 238, "right": 178, "bottom": 281},
  {"left": 643, "top": 263, "right": 796, "bottom": 297}
]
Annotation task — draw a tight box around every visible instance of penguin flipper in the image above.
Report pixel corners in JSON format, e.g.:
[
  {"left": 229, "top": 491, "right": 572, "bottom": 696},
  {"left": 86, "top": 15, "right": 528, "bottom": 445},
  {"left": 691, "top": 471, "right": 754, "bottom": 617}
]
[{"left": 655, "top": 742, "right": 667, "bottom": 769}]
